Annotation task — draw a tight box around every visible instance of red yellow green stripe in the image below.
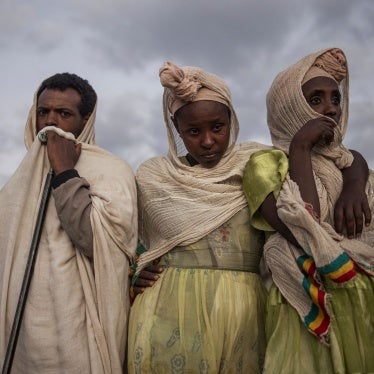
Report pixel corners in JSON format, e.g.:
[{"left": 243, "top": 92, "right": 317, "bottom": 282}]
[
  {"left": 317, "top": 252, "right": 356, "bottom": 283},
  {"left": 302, "top": 277, "right": 330, "bottom": 337}
]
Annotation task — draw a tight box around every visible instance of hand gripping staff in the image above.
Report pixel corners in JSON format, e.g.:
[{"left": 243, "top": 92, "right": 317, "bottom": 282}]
[{"left": 2, "top": 131, "right": 53, "bottom": 374}]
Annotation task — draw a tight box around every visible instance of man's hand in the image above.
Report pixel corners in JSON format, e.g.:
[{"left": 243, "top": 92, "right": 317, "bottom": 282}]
[{"left": 46, "top": 132, "right": 81, "bottom": 175}]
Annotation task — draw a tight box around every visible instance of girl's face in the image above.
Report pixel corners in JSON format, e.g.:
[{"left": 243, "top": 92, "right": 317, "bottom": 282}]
[
  {"left": 302, "top": 76, "right": 342, "bottom": 124},
  {"left": 173, "top": 100, "right": 231, "bottom": 168}
]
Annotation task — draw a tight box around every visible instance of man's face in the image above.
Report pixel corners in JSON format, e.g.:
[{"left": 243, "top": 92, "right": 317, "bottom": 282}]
[{"left": 36, "top": 88, "right": 88, "bottom": 138}]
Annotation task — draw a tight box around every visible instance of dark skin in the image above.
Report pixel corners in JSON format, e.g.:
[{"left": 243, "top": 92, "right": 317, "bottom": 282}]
[
  {"left": 133, "top": 79, "right": 371, "bottom": 294},
  {"left": 260, "top": 77, "right": 370, "bottom": 245},
  {"left": 132, "top": 259, "right": 164, "bottom": 294},
  {"left": 335, "top": 150, "right": 370, "bottom": 236},
  {"left": 172, "top": 100, "right": 231, "bottom": 168},
  {"left": 133, "top": 100, "right": 231, "bottom": 295},
  {"left": 36, "top": 88, "right": 89, "bottom": 174}
]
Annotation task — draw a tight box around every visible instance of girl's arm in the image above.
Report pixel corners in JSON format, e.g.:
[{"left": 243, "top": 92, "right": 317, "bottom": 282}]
[
  {"left": 259, "top": 193, "right": 300, "bottom": 247},
  {"left": 260, "top": 120, "right": 370, "bottom": 243},
  {"left": 288, "top": 117, "right": 335, "bottom": 218},
  {"left": 259, "top": 118, "right": 335, "bottom": 245}
]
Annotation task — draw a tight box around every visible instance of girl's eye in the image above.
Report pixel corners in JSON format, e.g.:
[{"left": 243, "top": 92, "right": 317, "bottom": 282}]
[
  {"left": 309, "top": 96, "right": 321, "bottom": 105},
  {"left": 214, "top": 124, "right": 224, "bottom": 132},
  {"left": 189, "top": 129, "right": 199, "bottom": 135},
  {"left": 332, "top": 95, "right": 341, "bottom": 105}
]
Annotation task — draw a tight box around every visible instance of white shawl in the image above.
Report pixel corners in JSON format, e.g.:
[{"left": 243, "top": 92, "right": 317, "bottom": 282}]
[
  {"left": 0, "top": 91, "right": 137, "bottom": 373},
  {"left": 136, "top": 63, "right": 269, "bottom": 272}
]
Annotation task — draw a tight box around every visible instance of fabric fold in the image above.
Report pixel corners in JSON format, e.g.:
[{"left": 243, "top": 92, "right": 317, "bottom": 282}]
[{"left": 0, "top": 96, "right": 137, "bottom": 373}]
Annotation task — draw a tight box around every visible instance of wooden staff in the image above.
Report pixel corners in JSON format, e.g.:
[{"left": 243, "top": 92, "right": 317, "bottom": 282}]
[{"left": 2, "top": 168, "right": 54, "bottom": 374}]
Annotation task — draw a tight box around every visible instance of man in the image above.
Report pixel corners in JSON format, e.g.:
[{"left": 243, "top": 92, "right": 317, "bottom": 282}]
[{"left": 0, "top": 73, "right": 137, "bottom": 373}]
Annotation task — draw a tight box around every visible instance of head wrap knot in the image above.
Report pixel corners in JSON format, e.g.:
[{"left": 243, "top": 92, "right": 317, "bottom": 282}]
[
  {"left": 159, "top": 61, "right": 231, "bottom": 116},
  {"left": 315, "top": 48, "right": 347, "bottom": 83},
  {"left": 159, "top": 61, "right": 202, "bottom": 102},
  {"left": 303, "top": 48, "right": 347, "bottom": 85}
]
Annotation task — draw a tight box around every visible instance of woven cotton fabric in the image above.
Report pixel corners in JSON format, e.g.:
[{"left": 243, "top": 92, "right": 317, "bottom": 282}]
[
  {"left": 136, "top": 64, "right": 269, "bottom": 272},
  {"left": 263, "top": 48, "right": 374, "bottom": 340},
  {"left": 0, "top": 90, "right": 137, "bottom": 373}
]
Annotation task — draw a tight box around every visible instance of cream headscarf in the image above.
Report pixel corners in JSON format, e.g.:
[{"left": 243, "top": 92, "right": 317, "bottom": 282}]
[
  {"left": 267, "top": 47, "right": 353, "bottom": 170},
  {"left": 136, "top": 62, "right": 267, "bottom": 272},
  {"left": 263, "top": 48, "right": 374, "bottom": 342},
  {"left": 160, "top": 61, "right": 240, "bottom": 163},
  {"left": 0, "top": 87, "right": 137, "bottom": 372}
]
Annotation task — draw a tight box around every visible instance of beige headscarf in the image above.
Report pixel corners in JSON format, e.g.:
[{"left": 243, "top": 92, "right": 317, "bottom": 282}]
[
  {"left": 0, "top": 88, "right": 137, "bottom": 372},
  {"left": 267, "top": 47, "right": 352, "bottom": 170},
  {"left": 159, "top": 61, "right": 240, "bottom": 163},
  {"left": 263, "top": 48, "right": 374, "bottom": 342},
  {"left": 136, "top": 62, "right": 267, "bottom": 272},
  {"left": 301, "top": 48, "right": 347, "bottom": 85}
]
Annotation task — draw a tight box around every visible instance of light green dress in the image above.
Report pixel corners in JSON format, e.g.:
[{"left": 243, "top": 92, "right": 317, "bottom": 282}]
[
  {"left": 243, "top": 150, "right": 374, "bottom": 374},
  {"left": 265, "top": 274, "right": 374, "bottom": 374},
  {"left": 128, "top": 207, "right": 267, "bottom": 373}
]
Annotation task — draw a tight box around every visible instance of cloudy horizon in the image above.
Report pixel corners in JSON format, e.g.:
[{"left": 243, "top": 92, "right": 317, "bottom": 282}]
[{"left": 1, "top": 0, "right": 373, "bottom": 188}]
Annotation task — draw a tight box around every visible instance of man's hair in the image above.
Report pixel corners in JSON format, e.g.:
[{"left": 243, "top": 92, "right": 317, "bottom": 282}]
[{"left": 37, "top": 73, "right": 97, "bottom": 117}]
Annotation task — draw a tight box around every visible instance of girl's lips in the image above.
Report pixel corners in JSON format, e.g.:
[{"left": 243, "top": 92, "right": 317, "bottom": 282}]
[{"left": 201, "top": 153, "right": 217, "bottom": 158}]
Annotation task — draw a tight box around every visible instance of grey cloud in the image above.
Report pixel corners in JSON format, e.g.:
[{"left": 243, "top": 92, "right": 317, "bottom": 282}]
[
  {"left": 95, "top": 92, "right": 167, "bottom": 170},
  {"left": 1, "top": 0, "right": 374, "bottom": 190},
  {"left": 345, "top": 100, "right": 374, "bottom": 166},
  {"left": 74, "top": 0, "right": 309, "bottom": 73}
]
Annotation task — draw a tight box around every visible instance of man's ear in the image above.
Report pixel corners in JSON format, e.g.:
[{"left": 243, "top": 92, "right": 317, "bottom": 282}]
[
  {"left": 77, "top": 114, "right": 90, "bottom": 137},
  {"left": 83, "top": 114, "right": 90, "bottom": 126}
]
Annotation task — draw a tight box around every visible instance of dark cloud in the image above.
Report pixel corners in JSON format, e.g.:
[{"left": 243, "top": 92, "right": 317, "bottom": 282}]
[
  {"left": 345, "top": 100, "right": 374, "bottom": 166},
  {"left": 95, "top": 93, "right": 168, "bottom": 170},
  {"left": 80, "top": 1, "right": 305, "bottom": 73},
  {"left": 1, "top": 0, "right": 374, "bottom": 189}
]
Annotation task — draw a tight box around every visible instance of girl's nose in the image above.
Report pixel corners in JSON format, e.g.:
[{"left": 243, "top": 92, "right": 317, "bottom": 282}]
[
  {"left": 324, "top": 101, "right": 337, "bottom": 117},
  {"left": 201, "top": 131, "right": 214, "bottom": 148}
]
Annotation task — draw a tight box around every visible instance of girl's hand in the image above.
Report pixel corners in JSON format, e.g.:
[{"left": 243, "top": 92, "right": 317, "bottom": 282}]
[
  {"left": 291, "top": 118, "right": 336, "bottom": 151},
  {"left": 132, "top": 261, "right": 164, "bottom": 297},
  {"left": 334, "top": 150, "right": 371, "bottom": 238},
  {"left": 334, "top": 182, "right": 371, "bottom": 238}
]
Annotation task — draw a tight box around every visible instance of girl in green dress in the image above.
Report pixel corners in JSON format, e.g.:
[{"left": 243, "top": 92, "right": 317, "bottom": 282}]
[
  {"left": 128, "top": 62, "right": 269, "bottom": 373},
  {"left": 244, "top": 48, "right": 374, "bottom": 373}
]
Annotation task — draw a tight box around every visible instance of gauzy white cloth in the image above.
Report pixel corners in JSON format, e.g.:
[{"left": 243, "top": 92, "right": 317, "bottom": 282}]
[{"left": 136, "top": 62, "right": 269, "bottom": 272}]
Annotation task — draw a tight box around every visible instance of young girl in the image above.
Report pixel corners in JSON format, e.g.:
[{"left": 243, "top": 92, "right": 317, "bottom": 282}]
[
  {"left": 244, "top": 48, "right": 374, "bottom": 373},
  {"left": 128, "top": 62, "right": 269, "bottom": 372}
]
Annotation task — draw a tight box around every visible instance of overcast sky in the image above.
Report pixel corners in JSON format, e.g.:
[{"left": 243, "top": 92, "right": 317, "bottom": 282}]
[{"left": 1, "top": 0, "right": 373, "bottom": 187}]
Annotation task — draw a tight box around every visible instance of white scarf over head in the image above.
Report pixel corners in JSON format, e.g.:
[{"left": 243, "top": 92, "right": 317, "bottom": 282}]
[
  {"left": 264, "top": 48, "right": 374, "bottom": 342},
  {"left": 267, "top": 47, "right": 353, "bottom": 170},
  {"left": 0, "top": 89, "right": 137, "bottom": 373},
  {"left": 136, "top": 62, "right": 268, "bottom": 272}
]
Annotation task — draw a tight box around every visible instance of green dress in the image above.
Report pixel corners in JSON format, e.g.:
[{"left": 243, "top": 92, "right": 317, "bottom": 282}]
[
  {"left": 128, "top": 207, "right": 267, "bottom": 373},
  {"left": 243, "top": 149, "right": 374, "bottom": 374}
]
